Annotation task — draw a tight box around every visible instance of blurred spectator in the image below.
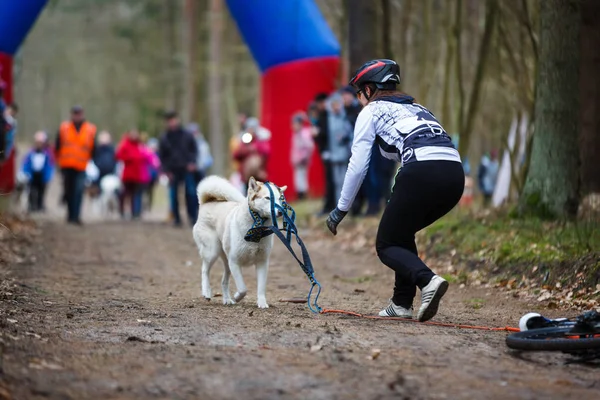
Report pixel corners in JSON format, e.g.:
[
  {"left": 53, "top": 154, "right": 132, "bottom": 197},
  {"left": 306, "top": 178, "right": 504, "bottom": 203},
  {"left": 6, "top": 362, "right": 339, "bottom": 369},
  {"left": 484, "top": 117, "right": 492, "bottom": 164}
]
[
  {"left": 326, "top": 93, "right": 353, "bottom": 206},
  {"left": 116, "top": 129, "right": 147, "bottom": 219},
  {"left": 21, "top": 131, "right": 54, "bottom": 212},
  {"left": 158, "top": 110, "right": 198, "bottom": 227},
  {"left": 233, "top": 117, "right": 271, "bottom": 193},
  {"left": 478, "top": 149, "right": 499, "bottom": 206},
  {"left": 311, "top": 92, "right": 335, "bottom": 215},
  {"left": 3, "top": 103, "right": 18, "bottom": 159},
  {"left": 187, "top": 122, "right": 213, "bottom": 183},
  {"left": 93, "top": 130, "right": 117, "bottom": 186},
  {"left": 143, "top": 136, "right": 161, "bottom": 212},
  {"left": 55, "top": 105, "right": 97, "bottom": 225},
  {"left": 290, "top": 112, "right": 315, "bottom": 200},
  {"left": 341, "top": 86, "right": 361, "bottom": 126}
]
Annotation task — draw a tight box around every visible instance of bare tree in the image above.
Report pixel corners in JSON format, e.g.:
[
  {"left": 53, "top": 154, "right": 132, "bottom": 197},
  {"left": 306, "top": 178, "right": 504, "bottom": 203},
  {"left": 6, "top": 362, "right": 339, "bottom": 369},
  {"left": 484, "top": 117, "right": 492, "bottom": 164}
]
[
  {"left": 208, "top": 0, "right": 224, "bottom": 175},
  {"left": 182, "top": 0, "right": 198, "bottom": 123},
  {"left": 348, "top": 0, "right": 379, "bottom": 73},
  {"left": 458, "top": 0, "right": 498, "bottom": 156}
]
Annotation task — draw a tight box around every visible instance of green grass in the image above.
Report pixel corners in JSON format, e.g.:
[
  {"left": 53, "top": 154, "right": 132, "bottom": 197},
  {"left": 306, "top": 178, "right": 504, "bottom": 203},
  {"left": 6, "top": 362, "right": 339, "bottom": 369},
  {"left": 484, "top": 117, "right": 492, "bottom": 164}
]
[
  {"left": 419, "top": 209, "right": 600, "bottom": 290},
  {"left": 465, "top": 298, "right": 485, "bottom": 310},
  {"left": 420, "top": 209, "right": 600, "bottom": 266}
]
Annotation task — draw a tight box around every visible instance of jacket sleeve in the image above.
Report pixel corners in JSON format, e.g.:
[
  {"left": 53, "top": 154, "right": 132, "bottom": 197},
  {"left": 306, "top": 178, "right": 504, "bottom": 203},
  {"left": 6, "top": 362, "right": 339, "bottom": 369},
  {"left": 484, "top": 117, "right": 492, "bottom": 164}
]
[
  {"left": 188, "top": 133, "right": 198, "bottom": 164},
  {"left": 158, "top": 136, "right": 169, "bottom": 170},
  {"left": 44, "top": 154, "right": 55, "bottom": 183},
  {"left": 54, "top": 130, "right": 61, "bottom": 154},
  {"left": 90, "top": 134, "right": 98, "bottom": 159},
  {"left": 115, "top": 141, "right": 131, "bottom": 162},
  {"left": 337, "top": 107, "right": 376, "bottom": 212},
  {"left": 21, "top": 152, "right": 32, "bottom": 177},
  {"left": 314, "top": 110, "right": 329, "bottom": 153}
]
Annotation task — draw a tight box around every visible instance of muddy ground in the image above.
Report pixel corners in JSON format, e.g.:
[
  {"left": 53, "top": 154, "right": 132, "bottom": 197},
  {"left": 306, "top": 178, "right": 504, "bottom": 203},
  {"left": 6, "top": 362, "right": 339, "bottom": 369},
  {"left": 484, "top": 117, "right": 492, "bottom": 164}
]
[{"left": 1, "top": 184, "right": 599, "bottom": 400}]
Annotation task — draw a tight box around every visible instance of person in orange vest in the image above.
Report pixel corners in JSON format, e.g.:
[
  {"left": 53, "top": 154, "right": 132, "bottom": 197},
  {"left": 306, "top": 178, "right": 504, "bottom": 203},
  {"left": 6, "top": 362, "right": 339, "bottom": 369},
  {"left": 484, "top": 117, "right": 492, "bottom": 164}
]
[{"left": 55, "top": 105, "right": 97, "bottom": 225}]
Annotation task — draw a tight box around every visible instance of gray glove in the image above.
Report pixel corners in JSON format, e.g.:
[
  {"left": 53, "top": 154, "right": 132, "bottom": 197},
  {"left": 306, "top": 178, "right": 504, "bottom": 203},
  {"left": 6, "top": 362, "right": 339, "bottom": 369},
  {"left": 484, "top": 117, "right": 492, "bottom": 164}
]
[{"left": 326, "top": 207, "right": 347, "bottom": 236}]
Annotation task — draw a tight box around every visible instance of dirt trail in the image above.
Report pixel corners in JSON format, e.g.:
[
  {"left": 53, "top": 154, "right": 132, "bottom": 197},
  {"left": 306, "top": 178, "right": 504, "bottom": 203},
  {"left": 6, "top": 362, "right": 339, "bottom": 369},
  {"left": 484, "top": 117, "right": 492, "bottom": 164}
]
[{"left": 1, "top": 186, "right": 599, "bottom": 399}]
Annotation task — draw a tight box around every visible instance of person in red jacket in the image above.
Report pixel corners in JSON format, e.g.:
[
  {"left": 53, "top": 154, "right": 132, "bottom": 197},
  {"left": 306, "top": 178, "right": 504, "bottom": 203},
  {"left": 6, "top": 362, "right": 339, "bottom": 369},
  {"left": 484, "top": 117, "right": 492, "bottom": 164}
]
[
  {"left": 232, "top": 119, "right": 271, "bottom": 194},
  {"left": 116, "top": 129, "right": 148, "bottom": 219}
]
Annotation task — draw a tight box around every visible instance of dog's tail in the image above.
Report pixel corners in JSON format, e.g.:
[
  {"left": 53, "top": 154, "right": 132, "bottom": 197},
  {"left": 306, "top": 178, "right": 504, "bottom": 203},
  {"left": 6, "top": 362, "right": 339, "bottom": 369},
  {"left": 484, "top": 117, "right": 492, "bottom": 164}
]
[{"left": 197, "top": 175, "right": 246, "bottom": 205}]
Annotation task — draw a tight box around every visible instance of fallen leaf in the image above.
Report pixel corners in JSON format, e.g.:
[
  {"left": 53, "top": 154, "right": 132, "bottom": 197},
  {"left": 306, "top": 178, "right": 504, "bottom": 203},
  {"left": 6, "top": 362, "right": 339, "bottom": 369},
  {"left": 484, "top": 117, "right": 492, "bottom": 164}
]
[
  {"left": 537, "top": 292, "right": 552, "bottom": 302},
  {"left": 370, "top": 349, "right": 381, "bottom": 360},
  {"left": 136, "top": 319, "right": 151, "bottom": 325},
  {"left": 7, "top": 319, "right": 17, "bottom": 324},
  {"left": 279, "top": 298, "right": 306, "bottom": 304},
  {"left": 29, "top": 359, "right": 63, "bottom": 370},
  {"left": 310, "top": 344, "right": 322, "bottom": 352}
]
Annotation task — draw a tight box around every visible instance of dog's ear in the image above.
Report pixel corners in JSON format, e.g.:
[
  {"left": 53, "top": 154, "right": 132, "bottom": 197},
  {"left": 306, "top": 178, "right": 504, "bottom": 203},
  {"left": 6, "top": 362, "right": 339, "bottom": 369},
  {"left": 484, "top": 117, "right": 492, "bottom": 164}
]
[
  {"left": 279, "top": 185, "right": 288, "bottom": 192},
  {"left": 248, "top": 176, "right": 259, "bottom": 193}
]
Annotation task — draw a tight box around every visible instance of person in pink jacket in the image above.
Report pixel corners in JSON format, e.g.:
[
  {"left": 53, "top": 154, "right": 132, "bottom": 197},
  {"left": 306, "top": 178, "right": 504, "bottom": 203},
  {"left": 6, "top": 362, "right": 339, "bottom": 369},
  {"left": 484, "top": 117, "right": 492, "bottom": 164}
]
[
  {"left": 290, "top": 112, "right": 315, "bottom": 200},
  {"left": 140, "top": 138, "right": 161, "bottom": 212}
]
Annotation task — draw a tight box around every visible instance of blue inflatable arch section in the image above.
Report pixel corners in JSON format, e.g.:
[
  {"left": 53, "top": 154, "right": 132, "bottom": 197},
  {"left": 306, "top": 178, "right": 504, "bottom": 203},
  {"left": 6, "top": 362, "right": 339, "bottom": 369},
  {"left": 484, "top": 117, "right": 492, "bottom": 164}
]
[{"left": 225, "top": 0, "right": 340, "bottom": 72}]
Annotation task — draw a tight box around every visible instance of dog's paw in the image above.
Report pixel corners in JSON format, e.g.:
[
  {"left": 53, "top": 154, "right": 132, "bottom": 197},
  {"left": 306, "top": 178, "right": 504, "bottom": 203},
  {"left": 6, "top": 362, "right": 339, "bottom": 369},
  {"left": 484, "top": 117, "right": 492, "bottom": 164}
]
[
  {"left": 233, "top": 291, "right": 247, "bottom": 303},
  {"left": 202, "top": 286, "right": 212, "bottom": 300},
  {"left": 257, "top": 298, "right": 269, "bottom": 309},
  {"left": 223, "top": 297, "right": 235, "bottom": 305}
]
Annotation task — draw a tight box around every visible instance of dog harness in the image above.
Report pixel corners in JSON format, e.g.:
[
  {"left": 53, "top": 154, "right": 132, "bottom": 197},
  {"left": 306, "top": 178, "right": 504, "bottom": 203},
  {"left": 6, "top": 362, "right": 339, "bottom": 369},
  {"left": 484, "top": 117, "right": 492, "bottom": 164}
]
[{"left": 243, "top": 183, "right": 322, "bottom": 313}]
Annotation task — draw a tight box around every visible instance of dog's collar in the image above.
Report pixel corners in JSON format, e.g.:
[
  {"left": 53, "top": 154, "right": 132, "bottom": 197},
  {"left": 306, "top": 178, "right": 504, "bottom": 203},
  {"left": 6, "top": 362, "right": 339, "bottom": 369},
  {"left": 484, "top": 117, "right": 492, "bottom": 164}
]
[{"left": 244, "top": 208, "right": 273, "bottom": 243}]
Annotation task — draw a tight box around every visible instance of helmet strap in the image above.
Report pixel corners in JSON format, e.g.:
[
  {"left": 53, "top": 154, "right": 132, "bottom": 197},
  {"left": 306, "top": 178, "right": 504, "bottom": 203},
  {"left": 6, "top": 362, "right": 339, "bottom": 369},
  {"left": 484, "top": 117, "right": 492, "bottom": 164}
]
[{"left": 363, "top": 84, "right": 375, "bottom": 101}]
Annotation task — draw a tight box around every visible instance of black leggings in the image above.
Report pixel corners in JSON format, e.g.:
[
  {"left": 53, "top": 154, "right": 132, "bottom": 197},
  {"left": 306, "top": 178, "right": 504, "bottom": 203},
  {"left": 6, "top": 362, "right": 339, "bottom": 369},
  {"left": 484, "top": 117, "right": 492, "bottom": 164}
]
[
  {"left": 376, "top": 160, "right": 465, "bottom": 308},
  {"left": 28, "top": 172, "right": 47, "bottom": 212}
]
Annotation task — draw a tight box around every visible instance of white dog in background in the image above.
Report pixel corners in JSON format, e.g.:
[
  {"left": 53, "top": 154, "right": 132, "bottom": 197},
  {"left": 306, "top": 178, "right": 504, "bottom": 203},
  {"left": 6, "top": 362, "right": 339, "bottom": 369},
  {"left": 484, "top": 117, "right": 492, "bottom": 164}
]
[
  {"left": 96, "top": 174, "right": 122, "bottom": 218},
  {"left": 193, "top": 175, "right": 286, "bottom": 309},
  {"left": 13, "top": 171, "right": 30, "bottom": 214}
]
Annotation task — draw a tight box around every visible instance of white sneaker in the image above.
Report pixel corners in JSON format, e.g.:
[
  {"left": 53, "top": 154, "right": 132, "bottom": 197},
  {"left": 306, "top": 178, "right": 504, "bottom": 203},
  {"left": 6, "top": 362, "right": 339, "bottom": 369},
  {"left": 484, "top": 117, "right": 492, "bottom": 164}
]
[
  {"left": 417, "top": 275, "right": 449, "bottom": 322},
  {"left": 378, "top": 300, "right": 413, "bottom": 318}
]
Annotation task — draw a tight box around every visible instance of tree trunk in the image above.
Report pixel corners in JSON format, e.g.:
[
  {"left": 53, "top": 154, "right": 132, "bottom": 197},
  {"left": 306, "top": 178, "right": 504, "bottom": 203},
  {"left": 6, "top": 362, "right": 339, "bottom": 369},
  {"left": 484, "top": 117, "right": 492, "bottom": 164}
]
[
  {"left": 453, "top": 0, "right": 465, "bottom": 137},
  {"left": 208, "top": 0, "right": 225, "bottom": 175},
  {"left": 418, "top": 0, "right": 431, "bottom": 103},
  {"left": 441, "top": 0, "right": 454, "bottom": 131},
  {"left": 348, "top": 0, "right": 379, "bottom": 73},
  {"left": 398, "top": 0, "right": 413, "bottom": 60},
  {"left": 182, "top": 0, "right": 198, "bottom": 123},
  {"left": 164, "top": 0, "right": 181, "bottom": 112},
  {"left": 520, "top": 0, "right": 581, "bottom": 218},
  {"left": 579, "top": 0, "right": 600, "bottom": 196},
  {"left": 458, "top": 0, "right": 498, "bottom": 156},
  {"left": 381, "top": 0, "right": 394, "bottom": 60}
]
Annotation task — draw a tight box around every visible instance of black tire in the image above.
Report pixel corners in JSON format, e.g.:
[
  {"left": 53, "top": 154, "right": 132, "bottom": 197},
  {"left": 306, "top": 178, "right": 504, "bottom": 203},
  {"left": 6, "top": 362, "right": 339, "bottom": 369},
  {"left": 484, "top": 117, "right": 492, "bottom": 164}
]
[{"left": 506, "top": 326, "right": 600, "bottom": 351}]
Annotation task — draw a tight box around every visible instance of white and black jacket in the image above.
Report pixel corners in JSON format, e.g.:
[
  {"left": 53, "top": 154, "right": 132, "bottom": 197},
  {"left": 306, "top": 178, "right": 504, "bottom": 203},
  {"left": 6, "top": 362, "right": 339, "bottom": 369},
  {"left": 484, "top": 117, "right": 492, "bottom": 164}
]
[{"left": 337, "top": 95, "right": 461, "bottom": 212}]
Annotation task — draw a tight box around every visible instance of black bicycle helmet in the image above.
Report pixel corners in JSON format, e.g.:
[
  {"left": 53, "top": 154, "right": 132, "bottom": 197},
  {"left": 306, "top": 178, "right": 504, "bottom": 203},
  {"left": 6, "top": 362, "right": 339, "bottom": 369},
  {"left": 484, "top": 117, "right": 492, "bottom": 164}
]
[{"left": 349, "top": 59, "right": 401, "bottom": 91}]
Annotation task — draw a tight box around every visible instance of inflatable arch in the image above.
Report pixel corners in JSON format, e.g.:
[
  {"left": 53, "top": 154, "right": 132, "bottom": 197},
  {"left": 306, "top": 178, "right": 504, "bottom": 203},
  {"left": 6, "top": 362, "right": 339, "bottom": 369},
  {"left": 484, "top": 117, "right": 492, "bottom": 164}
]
[
  {"left": 0, "top": 0, "right": 48, "bottom": 193},
  {"left": 0, "top": 0, "right": 340, "bottom": 197}
]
